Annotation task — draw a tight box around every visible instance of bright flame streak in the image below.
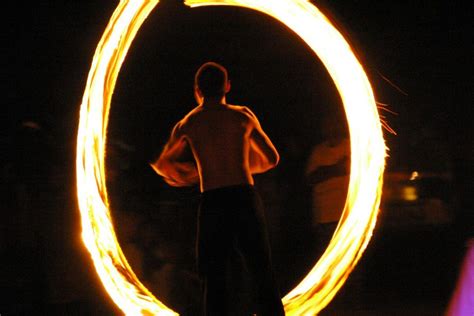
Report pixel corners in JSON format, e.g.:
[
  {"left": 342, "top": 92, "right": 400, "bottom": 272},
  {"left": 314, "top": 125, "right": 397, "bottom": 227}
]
[
  {"left": 77, "top": 0, "right": 177, "bottom": 315},
  {"left": 76, "top": 0, "right": 385, "bottom": 315}
]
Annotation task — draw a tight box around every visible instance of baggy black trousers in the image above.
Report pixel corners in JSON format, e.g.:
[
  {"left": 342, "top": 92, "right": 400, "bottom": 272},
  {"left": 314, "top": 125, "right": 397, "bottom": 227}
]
[{"left": 196, "top": 184, "right": 285, "bottom": 316}]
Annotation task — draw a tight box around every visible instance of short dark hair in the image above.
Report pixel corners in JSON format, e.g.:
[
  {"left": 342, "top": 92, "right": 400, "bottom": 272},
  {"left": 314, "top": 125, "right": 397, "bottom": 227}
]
[{"left": 195, "top": 62, "right": 228, "bottom": 98}]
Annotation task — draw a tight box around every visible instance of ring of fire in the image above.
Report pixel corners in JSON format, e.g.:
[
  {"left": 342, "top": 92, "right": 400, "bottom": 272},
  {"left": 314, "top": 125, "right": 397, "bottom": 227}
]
[{"left": 76, "top": 0, "right": 386, "bottom": 315}]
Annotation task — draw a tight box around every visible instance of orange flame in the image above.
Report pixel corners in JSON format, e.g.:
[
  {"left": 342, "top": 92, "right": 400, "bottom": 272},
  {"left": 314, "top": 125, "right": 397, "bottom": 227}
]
[{"left": 76, "top": 0, "right": 385, "bottom": 315}]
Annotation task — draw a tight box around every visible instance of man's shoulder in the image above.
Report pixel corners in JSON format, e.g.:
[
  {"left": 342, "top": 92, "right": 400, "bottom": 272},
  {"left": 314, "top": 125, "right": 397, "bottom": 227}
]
[
  {"left": 186, "top": 105, "right": 204, "bottom": 117},
  {"left": 179, "top": 106, "right": 203, "bottom": 125},
  {"left": 227, "top": 104, "right": 258, "bottom": 121},
  {"left": 181, "top": 104, "right": 255, "bottom": 127},
  {"left": 227, "top": 104, "right": 247, "bottom": 112}
]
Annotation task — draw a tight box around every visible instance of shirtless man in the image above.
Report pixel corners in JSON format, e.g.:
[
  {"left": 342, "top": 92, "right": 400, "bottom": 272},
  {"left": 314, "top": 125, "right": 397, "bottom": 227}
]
[{"left": 151, "top": 62, "right": 285, "bottom": 316}]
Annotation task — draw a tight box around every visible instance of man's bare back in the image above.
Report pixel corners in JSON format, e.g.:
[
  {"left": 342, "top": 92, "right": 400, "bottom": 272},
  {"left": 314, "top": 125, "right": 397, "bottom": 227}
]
[{"left": 152, "top": 102, "right": 279, "bottom": 192}]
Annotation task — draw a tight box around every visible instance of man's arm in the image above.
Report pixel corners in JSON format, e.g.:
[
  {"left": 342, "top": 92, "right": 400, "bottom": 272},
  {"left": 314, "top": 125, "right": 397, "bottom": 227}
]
[
  {"left": 305, "top": 139, "right": 350, "bottom": 185},
  {"left": 306, "top": 157, "right": 349, "bottom": 185},
  {"left": 150, "top": 122, "right": 199, "bottom": 187},
  {"left": 242, "top": 107, "right": 280, "bottom": 174}
]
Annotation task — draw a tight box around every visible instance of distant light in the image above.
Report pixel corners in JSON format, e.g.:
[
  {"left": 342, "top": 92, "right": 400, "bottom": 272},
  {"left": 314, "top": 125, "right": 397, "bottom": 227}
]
[
  {"left": 402, "top": 186, "right": 418, "bottom": 201},
  {"left": 21, "top": 121, "right": 41, "bottom": 130},
  {"left": 410, "top": 171, "right": 419, "bottom": 181}
]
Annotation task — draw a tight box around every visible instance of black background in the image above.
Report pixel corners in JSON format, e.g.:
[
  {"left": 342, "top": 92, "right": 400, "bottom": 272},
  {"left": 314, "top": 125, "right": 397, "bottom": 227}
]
[{"left": 3, "top": 1, "right": 472, "bottom": 315}]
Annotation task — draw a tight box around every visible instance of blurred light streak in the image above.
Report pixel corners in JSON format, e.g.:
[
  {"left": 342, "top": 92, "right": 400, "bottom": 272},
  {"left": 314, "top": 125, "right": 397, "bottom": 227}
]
[
  {"left": 76, "top": 0, "right": 386, "bottom": 314},
  {"left": 446, "top": 239, "right": 474, "bottom": 316}
]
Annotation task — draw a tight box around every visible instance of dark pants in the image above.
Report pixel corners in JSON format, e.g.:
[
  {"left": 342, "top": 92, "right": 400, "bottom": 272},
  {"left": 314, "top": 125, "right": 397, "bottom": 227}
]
[{"left": 197, "top": 184, "right": 285, "bottom": 316}]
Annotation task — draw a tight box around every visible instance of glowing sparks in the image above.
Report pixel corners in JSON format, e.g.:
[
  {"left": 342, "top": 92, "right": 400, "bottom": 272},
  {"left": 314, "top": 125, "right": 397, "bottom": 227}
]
[{"left": 76, "top": 0, "right": 386, "bottom": 315}]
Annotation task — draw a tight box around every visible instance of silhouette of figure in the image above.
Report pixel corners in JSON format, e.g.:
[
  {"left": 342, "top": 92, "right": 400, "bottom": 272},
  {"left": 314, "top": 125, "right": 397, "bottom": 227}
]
[
  {"left": 305, "top": 111, "right": 367, "bottom": 310},
  {"left": 305, "top": 112, "right": 350, "bottom": 256},
  {"left": 151, "top": 62, "right": 285, "bottom": 316}
]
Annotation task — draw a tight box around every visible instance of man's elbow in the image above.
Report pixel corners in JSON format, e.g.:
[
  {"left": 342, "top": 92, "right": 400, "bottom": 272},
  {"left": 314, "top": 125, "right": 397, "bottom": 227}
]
[
  {"left": 268, "top": 151, "right": 280, "bottom": 168},
  {"left": 150, "top": 158, "right": 166, "bottom": 177},
  {"left": 257, "top": 153, "right": 279, "bottom": 171},
  {"left": 261, "top": 156, "right": 278, "bottom": 174}
]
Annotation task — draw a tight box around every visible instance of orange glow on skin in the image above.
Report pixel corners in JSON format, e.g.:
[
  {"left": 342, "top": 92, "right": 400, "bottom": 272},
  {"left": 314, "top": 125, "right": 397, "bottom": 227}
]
[{"left": 76, "top": 0, "right": 386, "bottom": 315}]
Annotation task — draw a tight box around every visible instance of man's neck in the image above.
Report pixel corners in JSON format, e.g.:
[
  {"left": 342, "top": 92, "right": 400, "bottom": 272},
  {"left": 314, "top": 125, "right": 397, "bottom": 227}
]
[{"left": 202, "top": 96, "right": 226, "bottom": 107}]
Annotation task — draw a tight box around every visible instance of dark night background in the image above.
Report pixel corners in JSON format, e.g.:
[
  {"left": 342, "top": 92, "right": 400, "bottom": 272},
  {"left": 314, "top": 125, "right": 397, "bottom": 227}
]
[{"left": 2, "top": 1, "right": 472, "bottom": 315}]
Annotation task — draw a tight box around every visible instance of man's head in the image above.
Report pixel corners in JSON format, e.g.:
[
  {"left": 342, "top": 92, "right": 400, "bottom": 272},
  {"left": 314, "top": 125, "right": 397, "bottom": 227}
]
[{"left": 194, "top": 62, "right": 230, "bottom": 101}]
